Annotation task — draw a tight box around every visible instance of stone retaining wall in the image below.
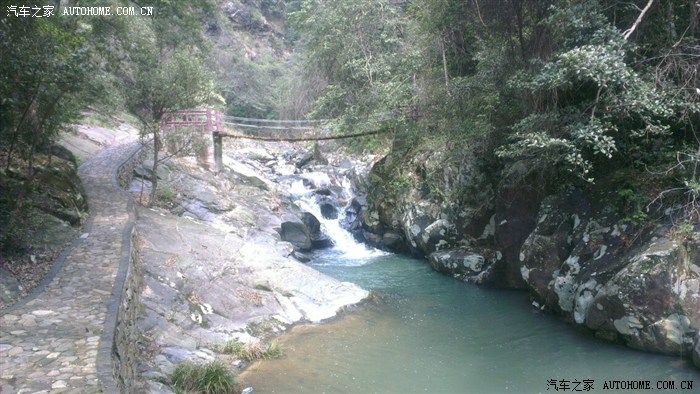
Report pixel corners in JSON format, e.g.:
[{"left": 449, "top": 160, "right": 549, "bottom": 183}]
[
  {"left": 104, "top": 141, "right": 150, "bottom": 392},
  {"left": 117, "top": 140, "right": 152, "bottom": 189}
]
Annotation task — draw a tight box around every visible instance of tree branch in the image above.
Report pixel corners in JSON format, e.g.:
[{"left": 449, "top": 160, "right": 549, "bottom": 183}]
[{"left": 623, "top": 0, "right": 655, "bottom": 40}]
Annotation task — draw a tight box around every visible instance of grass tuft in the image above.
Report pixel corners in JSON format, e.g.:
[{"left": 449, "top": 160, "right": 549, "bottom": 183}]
[
  {"left": 170, "top": 360, "right": 235, "bottom": 394},
  {"left": 220, "top": 339, "right": 284, "bottom": 361}
]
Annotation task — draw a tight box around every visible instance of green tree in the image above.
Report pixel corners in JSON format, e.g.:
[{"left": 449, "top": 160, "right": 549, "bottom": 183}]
[
  {"left": 116, "top": 1, "right": 218, "bottom": 205},
  {"left": 291, "top": 0, "right": 420, "bottom": 134},
  {"left": 497, "top": 0, "right": 699, "bottom": 184},
  {"left": 126, "top": 47, "right": 215, "bottom": 205},
  {"left": 0, "top": 16, "right": 91, "bottom": 175}
]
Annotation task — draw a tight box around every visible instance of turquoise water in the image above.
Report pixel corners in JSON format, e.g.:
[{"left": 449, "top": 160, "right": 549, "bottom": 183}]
[{"left": 241, "top": 251, "right": 699, "bottom": 393}]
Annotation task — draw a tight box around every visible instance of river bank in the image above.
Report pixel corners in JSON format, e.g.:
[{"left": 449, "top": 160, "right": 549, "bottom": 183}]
[
  {"left": 239, "top": 252, "right": 699, "bottom": 393},
  {"left": 129, "top": 137, "right": 374, "bottom": 392}
]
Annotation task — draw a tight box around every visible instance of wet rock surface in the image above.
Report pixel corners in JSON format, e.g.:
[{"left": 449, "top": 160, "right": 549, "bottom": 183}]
[{"left": 134, "top": 140, "right": 372, "bottom": 388}]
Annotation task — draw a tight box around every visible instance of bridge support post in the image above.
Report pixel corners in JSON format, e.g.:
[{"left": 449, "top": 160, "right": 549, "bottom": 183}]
[{"left": 213, "top": 131, "right": 223, "bottom": 174}]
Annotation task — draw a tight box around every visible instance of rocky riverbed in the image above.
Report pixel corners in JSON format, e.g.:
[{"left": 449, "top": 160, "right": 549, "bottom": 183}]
[{"left": 130, "top": 139, "right": 374, "bottom": 391}]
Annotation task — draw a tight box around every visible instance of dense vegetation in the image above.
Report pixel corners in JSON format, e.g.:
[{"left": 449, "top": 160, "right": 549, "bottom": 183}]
[
  {"left": 1, "top": 0, "right": 698, "bottom": 251},
  {"left": 0, "top": 0, "right": 288, "bottom": 250},
  {"left": 291, "top": 0, "right": 699, "bottom": 235}
]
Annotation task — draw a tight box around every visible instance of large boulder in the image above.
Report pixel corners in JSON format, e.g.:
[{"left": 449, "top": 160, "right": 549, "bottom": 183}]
[
  {"left": 0, "top": 267, "right": 22, "bottom": 307},
  {"left": 295, "top": 152, "right": 314, "bottom": 168},
  {"left": 518, "top": 192, "right": 700, "bottom": 361},
  {"left": 315, "top": 192, "right": 339, "bottom": 220},
  {"left": 280, "top": 218, "right": 311, "bottom": 251},
  {"left": 299, "top": 172, "right": 332, "bottom": 189},
  {"left": 237, "top": 147, "right": 274, "bottom": 162},
  {"left": 519, "top": 195, "right": 580, "bottom": 304},
  {"left": 428, "top": 248, "right": 486, "bottom": 280},
  {"left": 226, "top": 160, "right": 272, "bottom": 191},
  {"left": 301, "top": 212, "right": 332, "bottom": 249},
  {"left": 584, "top": 237, "right": 699, "bottom": 356},
  {"left": 135, "top": 159, "right": 171, "bottom": 181},
  {"left": 341, "top": 197, "right": 365, "bottom": 234},
  {"left": 361, "top": 148, "right": 494, "bottom": 256},
  {"left": 30, "top": 160, "right": 88, "bottom": 226},
  {"left": 279, "top": 212, "right": 332, "bottom": 251}
]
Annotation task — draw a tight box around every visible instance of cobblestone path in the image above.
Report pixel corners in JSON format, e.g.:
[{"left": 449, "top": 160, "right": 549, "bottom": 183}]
[{"left": 1, "top": 141, "right": 141, "bottom": 393}]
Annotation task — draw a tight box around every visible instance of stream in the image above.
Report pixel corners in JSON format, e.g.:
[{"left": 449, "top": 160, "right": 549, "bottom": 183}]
[{"left": 239, "top": 178, "right": 698, "bottom": 393}]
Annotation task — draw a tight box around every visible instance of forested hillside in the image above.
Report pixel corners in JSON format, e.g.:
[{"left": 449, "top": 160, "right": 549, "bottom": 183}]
[
  {"left": 285, "top": 0, "right": 699, "bottom": 364},
  {"left": 292, "top": 0, "right": 699, "bottom": 237},
  {"left": 1, "top": 0, "right": 698, "bottom": 368},
  {"left": 3, "top": 0, "right": 697, "bottom": 246},
  {"left": 0, "top": 0, "right": 303, "bottom": 254}
]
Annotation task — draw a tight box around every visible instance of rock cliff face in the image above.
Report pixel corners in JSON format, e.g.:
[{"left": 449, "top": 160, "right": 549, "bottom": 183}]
[
  {"left": 520, "top": 194, "right": 699, "bottom": 361},
  {"left": 359, "top": 149, "right": 700, "bottom": 368}
]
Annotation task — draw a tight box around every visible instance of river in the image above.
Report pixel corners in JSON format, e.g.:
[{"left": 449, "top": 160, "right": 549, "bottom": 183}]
[
  {"left": 239, "top": 247, "right": 698, "bottom": 393},
  {"left": 238, "top": 176, "right": 698, "bottom": 393}
]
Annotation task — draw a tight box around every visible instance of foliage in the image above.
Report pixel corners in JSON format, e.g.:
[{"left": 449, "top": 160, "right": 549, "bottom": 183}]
[
  {"left": 293, "top": 0, "right": 699, "bottom": 231},
  {"left": 164, "top": 126, "right": 211, "bottom": 160},
  {"left": 207, "top": 0, "right": 300, "bottom": 119},
  {"left": 0, "top": 16, "right": 92, "bottom": 173},
  {"left": 155, "top": 184, "right": 176, "bottom": 206},
  {"left": 220, "top": 339, "right": 284, "bottom": 361},
  {"left": 495, "top": 0, "right": 699, "bottom": 228},
  {"left": 0, "top": 202, "right": 46, "bottom": 253},
  {"left": 291, "top": 0, "right": 420, "bottom": 132},
  {"left": 116, "top": 4, "right": 217, "bottom": 206},
  {"left": 170, "top": 361, "right": 236, "bottom": 394}
]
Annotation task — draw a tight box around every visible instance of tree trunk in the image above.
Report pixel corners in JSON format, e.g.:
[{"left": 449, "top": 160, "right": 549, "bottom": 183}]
[
  {"left": 440, "top": 35, "right": 449, "bottom": 90},
  {"left": 690, "top": 0, "right": 698, "bottom": 36},
  {"left": 149, "top": 127, "right": 161, "bottom": 206}
]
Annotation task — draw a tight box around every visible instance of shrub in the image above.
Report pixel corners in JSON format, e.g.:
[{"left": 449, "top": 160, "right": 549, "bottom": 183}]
[{"left": 170, "top": 361, "right": 235, "bottom": 394}]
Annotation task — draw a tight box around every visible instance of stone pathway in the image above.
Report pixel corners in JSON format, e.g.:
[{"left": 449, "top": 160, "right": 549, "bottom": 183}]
[{"left": 1, "top": 141, "right": 141, "bottom": 393}]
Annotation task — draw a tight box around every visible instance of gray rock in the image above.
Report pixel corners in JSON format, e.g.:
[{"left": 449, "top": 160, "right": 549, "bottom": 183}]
[
  {"left": 280, "top": 219, "right": 311, "bottom": 251},
  {"left": 381, "top": 231, "right": 403, "bottom": 249},
  {"left": 49, "top": 144, "right": 78, "bottom": 166},
  {"left": 275, "top": 241, "right": 295, "bottom": 257},
  {"left": 146, "top": 380, "right": 176, "bottom": 394},
  {"left": 584, "top": 237, "right": 699, "bottom": 356},
  {"left": 135, "top": 159, "right": 170, "bottom": 180},
  {"left": 161, "top": 346, "right": 214, "bottom": 365},
  {"left": 295, "top": 152, "right": 314, "bottom": 168},
  {"left": 319, "top": 201, "right": 338, "bottom": 220},
  {"left": 299, "top": 172, "right": 332, "bottom": 189},
  {"left": 693, "top": 335, "right": 700, "bottom": 368},
  {"left": 292, "top": 251, "right": 312, "bottom": 263},
  {"left": 341, "top": 197, "right": 365, "bottom": 235},
  {"left": 429, "top": 248, "right": 486, "bottom": 280},
  {"left": 238, "top": 147, "right": 274, "bottom": 162},
  {"left": 0, "top": 267, "right": 22, "bottom": 307},
  {"left": 301, "top": 212, "right": 332, "bottom": 249},
  {"left": 31, "top": 161, "right": 88, "bottom": 225}
]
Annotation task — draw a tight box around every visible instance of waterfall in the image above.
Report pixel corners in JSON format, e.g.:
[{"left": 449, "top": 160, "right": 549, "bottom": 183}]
[{"left": 290, "top": 180, "right": 386, "bottom": 261}]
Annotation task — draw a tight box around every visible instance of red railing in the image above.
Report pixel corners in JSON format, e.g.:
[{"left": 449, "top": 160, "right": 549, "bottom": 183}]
[{"left": 161, "top": 109, "right": 221, "bottom": 135}]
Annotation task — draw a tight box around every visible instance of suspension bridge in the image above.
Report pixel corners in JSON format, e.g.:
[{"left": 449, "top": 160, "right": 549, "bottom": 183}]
[
  {"left": 160, "top": 109, "right": 396, "bottom": 141},
  {"left": 160, "top": 109, "right": 401, "bottom": 172}
]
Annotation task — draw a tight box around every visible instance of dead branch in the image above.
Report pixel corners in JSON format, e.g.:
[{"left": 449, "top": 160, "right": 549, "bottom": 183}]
[{"left": 623, "top": 0, "right": 655, "bottom": 40}]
